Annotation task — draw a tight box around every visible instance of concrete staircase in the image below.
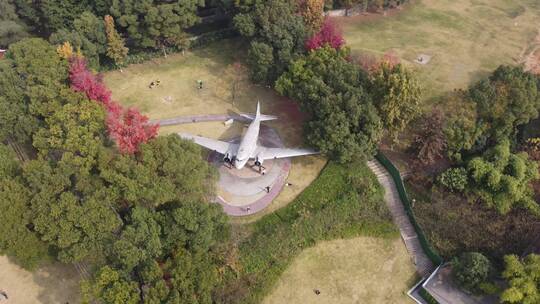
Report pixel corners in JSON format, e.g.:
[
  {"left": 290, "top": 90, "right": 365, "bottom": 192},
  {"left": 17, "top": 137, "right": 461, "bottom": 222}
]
[{"left": 367, "top": 160, "right": 435, "bottom": 278}]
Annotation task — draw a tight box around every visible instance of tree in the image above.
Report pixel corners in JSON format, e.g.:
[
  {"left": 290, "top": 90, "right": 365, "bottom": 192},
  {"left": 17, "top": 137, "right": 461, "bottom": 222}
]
[
  {"left": 234, "top": 0, "right": 307, "bottom": 83},
  {"left": 500, "top": 254, "right": 540, "bottom": 304},
  {"left": 31, "top": 91, "right": 107, "bottom": 171},
  {"left": 69, "top": 57, "right": 114, "bottom": 108},
  {"left": 0, "top": 0, "right": 29, "bottom": 48},
  {"left": 437, "top": 167, "right": 468, "bottom": 192},
  {"left": 109, "top": 0, "right": 204, "bottom": 50},
  {"left": 0, "top": 145, "right": 50, "bottom": 269},
  {"left": 82, "top": 266, "right": 140, "bottom": 304},
  {"left": 99, "top": 135, "right": 217, "bottom": 208},
  {"left": 370, "top": 62, "right": 421, "bottom": 142},
  {"left": 305, "top": 17, "right": 345, "bottom": 51},
  {"left": 166, "top": 248, "right": 220, "bottom": 304},
  {"left": 442, "top": 91, "right": 485, "bottom": 162},
  {"left": 104, "top": 15, "right": 128, "bottom": 68},
  {"left": 452, "top": 252, "right": 492, "bottom": 293},
  {"left": 110, "top": 207, "right": 162, "bottom": 272},
  {"left": 24, "top": 159, "right": 122, "bottom": 262},
  {"left": 0, "top": 60, "right": 38, "bottom": 142},
  {"left": 68, "top": 57, "right": 158, "bottom": 154},
  {"left": 0, "top": 38, "right": 70, "bottom": 144},
  {"left": 157, "top": 200, "right": 228, "bottom": 253},
  {"left": 246, "top": 42, "right": 274, "bottom": 83},
  {"left": 276, "top": 46, "right": 382, "bottom": 162},
  {"left": 470, "top": 66, "right": 540, "bottom": 142},
  {"left": 467, "top": 139, "right": 539, "bottom": 215},
  {"left": 74, "top": 12, "right": 108, "bottom": 56},
  {"left": 50, "top": 29, "right": 100, "bottom": 68},
  {"left": 107, "top": 108, "right": 159, "bottom": 154},
  {"left": 299, "top": 0, "right": 325, "bottom": 32},
  {"left": 411, "top": 109, "right": 446, "bottom": 165},
  {"left": 56, "top": 41, "right": 75, "bottom": 60}
]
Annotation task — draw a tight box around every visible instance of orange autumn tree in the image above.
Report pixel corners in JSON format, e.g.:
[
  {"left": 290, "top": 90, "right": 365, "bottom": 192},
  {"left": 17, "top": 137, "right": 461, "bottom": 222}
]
[{"left": 299, "top": 0, "right": 325, "bottom": 32}]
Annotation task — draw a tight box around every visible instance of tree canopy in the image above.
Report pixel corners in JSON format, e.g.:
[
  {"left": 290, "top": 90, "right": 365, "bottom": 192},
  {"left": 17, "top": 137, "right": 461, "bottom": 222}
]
[
  {"left": 452, "top": 252, "right": 492, "bottom": 293},
  {"left": 276, "top": 46, "right": 382, "bottom": 162},
  {"left": 234, "top": 0, "right": 307, "bottom": 83},
  {"left": 467, "top": 139, "right": 539, "bottom": 215},
  {"left": 501, "top": 254, "right": 540, "bottom": 304}
]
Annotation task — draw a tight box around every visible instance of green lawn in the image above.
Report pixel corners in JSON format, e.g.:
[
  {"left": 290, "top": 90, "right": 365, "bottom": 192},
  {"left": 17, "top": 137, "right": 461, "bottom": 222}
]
[
  {"left": 263, "top": 237, "right": 417, "bottom": 304},
  {"left": 339, "top": 0, "right": 540, "bottom": 102}
]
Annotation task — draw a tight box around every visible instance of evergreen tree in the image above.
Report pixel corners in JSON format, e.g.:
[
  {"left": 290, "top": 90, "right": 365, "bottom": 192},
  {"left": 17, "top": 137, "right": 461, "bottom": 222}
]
[{"left": 0, "top": 0, "right": 29, "bottom": 48}]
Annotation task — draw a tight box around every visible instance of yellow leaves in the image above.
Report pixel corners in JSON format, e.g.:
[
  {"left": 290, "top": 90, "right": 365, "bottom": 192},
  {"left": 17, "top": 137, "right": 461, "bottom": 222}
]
[
  {"left": 301, "top": 0, "right": 325, "bottom": 32},
  {"left": 56, "top": 41, "right": 84, "bottom": 60}
]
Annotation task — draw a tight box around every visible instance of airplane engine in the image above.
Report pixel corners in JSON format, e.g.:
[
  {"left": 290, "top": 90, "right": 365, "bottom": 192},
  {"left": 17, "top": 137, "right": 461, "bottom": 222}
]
[
  {"left": 255, "top": 152, "right": 264, "bottom": 167},
  {"left": 223, "top": 153, "right": 232, "bottom": 164}
]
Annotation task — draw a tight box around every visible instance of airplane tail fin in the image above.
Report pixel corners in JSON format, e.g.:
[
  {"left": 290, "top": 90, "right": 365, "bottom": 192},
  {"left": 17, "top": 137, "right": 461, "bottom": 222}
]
[{"left": 238, "top": 101, "right": 278, "bottom": 121}]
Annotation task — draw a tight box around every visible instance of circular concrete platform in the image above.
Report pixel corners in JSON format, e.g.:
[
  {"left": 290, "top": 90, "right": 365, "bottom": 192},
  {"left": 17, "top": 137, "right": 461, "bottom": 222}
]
[{"left": 209, "top": 125, "right": 290, "bottom": 216}]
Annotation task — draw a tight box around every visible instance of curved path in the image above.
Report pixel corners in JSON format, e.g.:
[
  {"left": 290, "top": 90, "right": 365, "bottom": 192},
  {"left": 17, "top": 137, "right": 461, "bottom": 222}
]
[
  {"left": 367, "top": 160, "right": 435, "bottom": 278},
  {"left": 209, "top": 126, "right": 291, "bottom": 216}
]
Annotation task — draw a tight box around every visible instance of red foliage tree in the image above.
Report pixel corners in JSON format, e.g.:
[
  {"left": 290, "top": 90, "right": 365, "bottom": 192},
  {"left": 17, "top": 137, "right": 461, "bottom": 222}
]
[
  {"left": 69, "top": 58, "right": 113, "bottom": 109},
  {"left": 305, "top": 18, "right": 345, "bottom": 51},
  {"left": 68, "top": 58, "right": 158, "bottom": 154},
  {"left": 108, "top": 108, "right": 159, "bottom": 154}
]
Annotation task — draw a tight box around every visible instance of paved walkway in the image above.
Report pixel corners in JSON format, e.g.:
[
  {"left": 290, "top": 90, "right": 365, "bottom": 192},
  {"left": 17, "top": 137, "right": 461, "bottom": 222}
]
[
  {"left": 423, "top": 264, "right": 498, "bottom": 304},
  {"left": 151, "top": 114, "right": 242, "bottom": 126},
  {"left": 367, "top": 160, "right": 435, "bottom": 278}
]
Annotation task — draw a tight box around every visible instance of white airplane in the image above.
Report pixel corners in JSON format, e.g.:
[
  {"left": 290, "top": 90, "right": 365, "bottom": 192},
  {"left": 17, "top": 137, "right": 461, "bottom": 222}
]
[{"left": 179, "top": 102, "right": 318, "bottom": 170}]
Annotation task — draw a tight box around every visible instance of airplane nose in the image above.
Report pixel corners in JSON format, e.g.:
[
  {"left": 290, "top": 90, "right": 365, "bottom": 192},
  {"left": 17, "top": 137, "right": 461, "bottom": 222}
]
[{"left": 234, "top": 160, "right": 244, "bottom": 169}]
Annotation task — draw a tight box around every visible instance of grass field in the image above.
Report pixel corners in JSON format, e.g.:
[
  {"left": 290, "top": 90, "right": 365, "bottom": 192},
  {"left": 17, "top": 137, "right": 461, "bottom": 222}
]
[
  {"left": 339, "top": 0, "right": 540, "bottom": 102},
  {"left": 263, "top": 237, "right": 417, "bottom": 304}
]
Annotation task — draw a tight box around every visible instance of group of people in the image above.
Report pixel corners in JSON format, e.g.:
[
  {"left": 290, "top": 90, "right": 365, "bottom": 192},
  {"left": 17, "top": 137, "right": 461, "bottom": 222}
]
[
  {"left": 149, "top": 79, "right": 204, "bottom": 90},
  {"left": 148, "top": 79, "right": 161, "bottom": 89}
]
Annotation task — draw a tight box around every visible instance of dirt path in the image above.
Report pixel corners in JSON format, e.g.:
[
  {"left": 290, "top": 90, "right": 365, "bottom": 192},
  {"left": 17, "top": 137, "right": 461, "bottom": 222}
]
[{"left": 0, "top": 256, "right": 80, "bottom": 304}]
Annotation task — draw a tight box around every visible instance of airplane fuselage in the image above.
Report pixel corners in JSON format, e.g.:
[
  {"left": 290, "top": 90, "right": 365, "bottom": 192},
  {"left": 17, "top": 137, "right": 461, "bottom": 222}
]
[{"left": 234, "top": 115, "right": 260, "bottom": 169}]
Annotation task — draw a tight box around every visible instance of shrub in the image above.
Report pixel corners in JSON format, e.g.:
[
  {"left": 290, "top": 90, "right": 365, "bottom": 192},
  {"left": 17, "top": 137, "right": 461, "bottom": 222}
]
[
  {"left": 437, "top": 167, "right": 468, "bottom": 192},
  {"left": 452, "top": 252, "right": 492, "bottom": 292},
  {"left": 419, "top": 288, "right": 439, "bottom": 304}
]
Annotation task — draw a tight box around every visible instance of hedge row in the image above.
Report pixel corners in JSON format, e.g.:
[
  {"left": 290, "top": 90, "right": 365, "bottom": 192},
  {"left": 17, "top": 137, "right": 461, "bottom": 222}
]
[
  {"left": 419, "top": 287, "right": 440, "bottom": 304},
  {"left": 375, "top": 152, "right": 444, "bottom": 265}
]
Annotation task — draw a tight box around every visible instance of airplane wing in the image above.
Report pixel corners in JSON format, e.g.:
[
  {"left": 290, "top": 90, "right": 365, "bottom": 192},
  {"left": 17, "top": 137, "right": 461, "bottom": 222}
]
[
  {"left": 178, "top": 133, "right": 238, "bottom": 155},
  {"left": 256, "top": 147, "right": 318, "bottom": 160},
  {"left": 239, "top": 113, "right": 278, "bottom": 121}
]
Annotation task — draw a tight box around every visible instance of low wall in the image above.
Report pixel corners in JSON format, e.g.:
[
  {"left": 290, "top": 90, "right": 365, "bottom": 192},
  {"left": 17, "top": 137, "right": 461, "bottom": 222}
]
[{"left": 324, "top": 5, "right": 365, "bottom": 17}]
